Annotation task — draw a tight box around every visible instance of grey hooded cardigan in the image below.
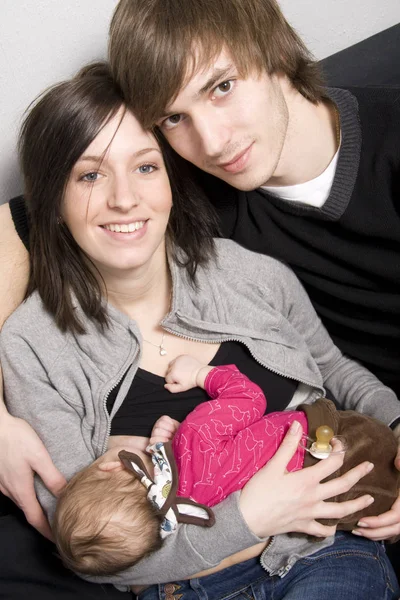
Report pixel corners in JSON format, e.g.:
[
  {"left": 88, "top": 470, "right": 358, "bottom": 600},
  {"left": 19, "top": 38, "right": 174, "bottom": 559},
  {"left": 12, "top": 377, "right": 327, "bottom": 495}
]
[{"left": 1, "top": 239, "right": 399, "bottom": 588}]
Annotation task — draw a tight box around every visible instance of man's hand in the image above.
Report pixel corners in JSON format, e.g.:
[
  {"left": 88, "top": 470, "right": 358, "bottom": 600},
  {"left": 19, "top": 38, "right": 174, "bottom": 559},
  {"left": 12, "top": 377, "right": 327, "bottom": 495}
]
[
  {"left": 351, "top": 422, "right": 400, "bottom": 540},
  {"left": 240, "top": 420, "right": 375, "bottom": 539},
  {"left": 164, "top": 355, "right": 212, "bottom": 393},
  {"left": 150, "top": 415, "right": 180, "bottom": 445},
  {"left": 0, "top": 412, "right": 66, "bottom": 540}
]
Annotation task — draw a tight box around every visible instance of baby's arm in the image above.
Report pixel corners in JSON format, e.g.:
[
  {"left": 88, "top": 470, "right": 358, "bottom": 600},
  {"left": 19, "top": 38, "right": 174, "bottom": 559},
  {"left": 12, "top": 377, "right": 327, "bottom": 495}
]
[
  {"left": 166, "top": 355, "right": 267, "bottom": 431},
  {"left": 164, "top": 355, "right": 213, "bottom": 393}
]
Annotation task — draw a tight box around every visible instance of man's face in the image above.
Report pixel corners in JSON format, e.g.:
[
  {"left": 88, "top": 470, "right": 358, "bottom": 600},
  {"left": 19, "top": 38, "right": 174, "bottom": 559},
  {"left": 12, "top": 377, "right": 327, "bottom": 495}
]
[{"left": 157, "top": 49, "right": 289, "bottom": 191}]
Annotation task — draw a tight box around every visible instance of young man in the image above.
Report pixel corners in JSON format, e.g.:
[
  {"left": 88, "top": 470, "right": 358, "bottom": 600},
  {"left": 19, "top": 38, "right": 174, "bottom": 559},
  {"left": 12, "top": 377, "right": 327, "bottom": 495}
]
[
  {"left": 0, "top": 0, "right": 399, "bottom": 596},
  {"left": 108, "top": 0, "right": 400, "bottom": 398}
]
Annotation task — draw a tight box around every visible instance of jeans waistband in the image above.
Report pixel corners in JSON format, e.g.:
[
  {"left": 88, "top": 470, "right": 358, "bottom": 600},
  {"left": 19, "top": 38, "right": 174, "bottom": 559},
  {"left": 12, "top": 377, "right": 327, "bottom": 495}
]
[{"left": 138, "top": 557, "right": 266, "bottom": 600}]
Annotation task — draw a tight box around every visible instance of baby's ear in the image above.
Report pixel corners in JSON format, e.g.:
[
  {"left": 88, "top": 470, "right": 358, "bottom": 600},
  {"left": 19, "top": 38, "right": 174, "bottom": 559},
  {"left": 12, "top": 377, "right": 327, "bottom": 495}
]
[{"left": 98, "top": 460, "right": 124, "bottom": 472}]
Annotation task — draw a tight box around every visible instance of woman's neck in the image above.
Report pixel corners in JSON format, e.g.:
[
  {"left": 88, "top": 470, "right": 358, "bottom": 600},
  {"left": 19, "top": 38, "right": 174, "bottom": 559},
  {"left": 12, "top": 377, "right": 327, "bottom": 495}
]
[{"left": 95, "top": 252, "right": 172, "bottom": 328}]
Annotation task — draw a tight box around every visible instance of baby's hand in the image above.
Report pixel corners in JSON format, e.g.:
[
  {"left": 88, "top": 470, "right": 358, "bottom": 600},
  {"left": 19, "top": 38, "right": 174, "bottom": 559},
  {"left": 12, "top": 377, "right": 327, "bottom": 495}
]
[
  {"left": 164, "top": 355, "right": 211, "bottom": 393},
  {"left": 150, "top": 415, "right": 180, "bottom": 445}
]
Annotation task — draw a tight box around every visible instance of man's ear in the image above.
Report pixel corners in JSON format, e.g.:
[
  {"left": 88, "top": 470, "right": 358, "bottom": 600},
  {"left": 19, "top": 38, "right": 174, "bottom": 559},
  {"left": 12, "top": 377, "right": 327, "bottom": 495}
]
[{"left": 98, "top": 460, "right": 124, "bottom": 472}]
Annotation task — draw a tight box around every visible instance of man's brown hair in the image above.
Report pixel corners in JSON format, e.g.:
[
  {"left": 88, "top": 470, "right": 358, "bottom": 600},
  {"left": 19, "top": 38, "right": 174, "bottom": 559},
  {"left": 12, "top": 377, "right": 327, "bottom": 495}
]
[
  {"left": 53, "top": 464, "right": 163, "bottom": 575},
  {"left": 109, "top": 0, "right": 325, "bottom": 129}
]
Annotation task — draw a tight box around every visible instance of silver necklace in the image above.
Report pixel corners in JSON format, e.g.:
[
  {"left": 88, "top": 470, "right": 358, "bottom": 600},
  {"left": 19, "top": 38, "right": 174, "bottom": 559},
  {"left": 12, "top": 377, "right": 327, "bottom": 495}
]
[{"left": 143, "top": 332, "right": 167, "bottom": 356}]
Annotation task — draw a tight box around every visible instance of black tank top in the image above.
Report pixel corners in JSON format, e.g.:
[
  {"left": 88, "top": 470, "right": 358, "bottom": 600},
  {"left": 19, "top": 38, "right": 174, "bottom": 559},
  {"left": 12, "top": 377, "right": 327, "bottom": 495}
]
[{"left": 108, "top": 341, "right": 297, "bottom": 437}]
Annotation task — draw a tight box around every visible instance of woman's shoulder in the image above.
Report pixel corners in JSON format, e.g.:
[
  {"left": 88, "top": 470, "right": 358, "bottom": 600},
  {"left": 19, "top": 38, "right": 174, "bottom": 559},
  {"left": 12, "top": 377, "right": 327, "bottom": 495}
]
[
  {"left": 211, "top": 238, "right": 294, "bottom": 280},
  {"left": 1, "top": 291, "right": 66, "bottom": 348}
]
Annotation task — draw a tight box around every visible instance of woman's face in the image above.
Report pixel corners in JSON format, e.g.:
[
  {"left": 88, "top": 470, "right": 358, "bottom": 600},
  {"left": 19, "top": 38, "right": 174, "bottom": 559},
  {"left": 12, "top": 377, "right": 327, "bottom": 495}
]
[{"left": 62, "top": 108, "right": 173, "bottom": 278}]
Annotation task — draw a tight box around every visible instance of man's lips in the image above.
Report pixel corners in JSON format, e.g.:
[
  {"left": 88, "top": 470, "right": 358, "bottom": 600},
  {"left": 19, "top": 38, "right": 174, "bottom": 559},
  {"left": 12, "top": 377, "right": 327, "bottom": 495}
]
[{"left": 217, "top": 143, "right": 254, "bottom": 174}]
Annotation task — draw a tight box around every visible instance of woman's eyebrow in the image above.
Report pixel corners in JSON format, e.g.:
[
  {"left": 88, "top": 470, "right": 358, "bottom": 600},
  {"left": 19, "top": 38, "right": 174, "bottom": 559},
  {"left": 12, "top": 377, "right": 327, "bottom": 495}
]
[{"left": 77, "top": 147, "right": 161, "bottom": 163}]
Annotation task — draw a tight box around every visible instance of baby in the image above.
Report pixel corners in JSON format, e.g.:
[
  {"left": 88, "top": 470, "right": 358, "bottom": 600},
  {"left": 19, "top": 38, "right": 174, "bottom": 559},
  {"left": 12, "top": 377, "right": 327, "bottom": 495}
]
[{"left": 53, "top": 356, "right": 400, "bottom": 576}]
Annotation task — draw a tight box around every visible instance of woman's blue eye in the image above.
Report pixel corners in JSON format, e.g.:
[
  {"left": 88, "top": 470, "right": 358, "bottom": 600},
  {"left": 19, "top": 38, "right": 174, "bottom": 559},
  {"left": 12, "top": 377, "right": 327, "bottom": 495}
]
[
  {"left": 138, "top": 164, "right": 156, "bottom": 174},
  {"left": 82, "top": 172, "right": 99, "bottom": 182}
]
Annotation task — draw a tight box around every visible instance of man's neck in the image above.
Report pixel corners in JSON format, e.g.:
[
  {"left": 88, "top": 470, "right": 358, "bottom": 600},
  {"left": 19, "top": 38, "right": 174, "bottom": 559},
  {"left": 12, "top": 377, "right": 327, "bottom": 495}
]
[{"left": 267, "top": 80, "right": 338, "bottom": 187}]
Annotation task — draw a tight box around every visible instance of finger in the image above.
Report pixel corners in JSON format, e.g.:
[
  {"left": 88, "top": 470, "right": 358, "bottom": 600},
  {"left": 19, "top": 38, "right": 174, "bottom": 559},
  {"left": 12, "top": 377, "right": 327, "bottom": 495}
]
[
  {"left": 150, "top": 436, "right": 171, "bottom": 445},
  {"left": 27, "top": 510, "right": 54, "bottom": 541},
  {"left": 356, "top": 506, "right": 400, "bottom": 529},
  {"left": 306, "top": 445, "right": 346, "bottom": 483},
  {"left": 98, "top": 461, "right": 123, "bottom": 471},
  {"left": 318, "top": 461, "right": 374, "bottom": 499},
  {"left": 151, "top": 427, "right": 173, "bottom": 440},
  {"left": 298, "top": 520, "right": 337, "bottom": 539},
  {"left": 265, "top": 421, "right": 304, "bottom": 473},
  {"left": 17, "top": 483, "right": 54, "bottom": 540},
  {"left": 316, "top": 494, "right": 374, "bottom": 521},
  {"left": 164, "top": 371, "right": 173, "bottom": 384},
  {"left": 30, "top": 449, "right": 67, "bottom": 497},
  {"left": 164, "top": 383, "right": 182, "bottom": 393},
  {"left": 353, "top": 523, "right": 400, "bottom": 540},
  {"left": 157, "top": 416, "right": 177, "bottom": 430},
  {"left": 395, "top": 447, "right": 400, "bottom": 471}
]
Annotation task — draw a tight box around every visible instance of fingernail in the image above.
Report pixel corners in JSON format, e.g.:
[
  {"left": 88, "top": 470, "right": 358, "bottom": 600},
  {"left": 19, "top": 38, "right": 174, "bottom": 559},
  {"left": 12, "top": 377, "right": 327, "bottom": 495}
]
[
  {"left": 352, "top": 530, "right": 363, "bottom": 536},
  {"left": 290, "top": 420, "right": 300, "bottom": 434},
  {"left": 357, "top": 521, "right": 369, "bottom": 527},
  {"left": 366, "top": 462, "right": 374, "bottom": 472}
]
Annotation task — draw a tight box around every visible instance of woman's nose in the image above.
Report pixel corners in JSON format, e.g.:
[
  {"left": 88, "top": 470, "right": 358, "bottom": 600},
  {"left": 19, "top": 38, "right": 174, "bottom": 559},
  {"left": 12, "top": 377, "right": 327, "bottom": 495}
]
[{"left": 107, "top": 178, "right": 139, "bottom": 211}]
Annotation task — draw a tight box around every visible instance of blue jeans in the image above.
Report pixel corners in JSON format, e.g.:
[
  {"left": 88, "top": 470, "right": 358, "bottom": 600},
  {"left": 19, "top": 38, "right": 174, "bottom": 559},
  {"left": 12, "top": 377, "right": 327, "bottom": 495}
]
[{"left": 138, "top": 533, "right": 399, "bottom": 600}]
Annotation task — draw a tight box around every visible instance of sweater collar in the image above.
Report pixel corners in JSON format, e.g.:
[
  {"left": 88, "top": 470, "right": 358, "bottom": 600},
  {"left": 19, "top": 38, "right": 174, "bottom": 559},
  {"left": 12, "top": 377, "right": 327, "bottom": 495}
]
[{"left": 254, "top": 87, "right": 362, "bottom": 221}]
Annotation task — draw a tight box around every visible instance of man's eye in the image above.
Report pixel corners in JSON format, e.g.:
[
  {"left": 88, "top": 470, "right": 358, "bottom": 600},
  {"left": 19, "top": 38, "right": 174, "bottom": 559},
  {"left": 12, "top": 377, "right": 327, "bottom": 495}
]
[
  {"left": 162, "top": 114, "right": 182, "bottom": 130},
  {"left": 137, "top": 164, "right": 157, "bottom": 174},
  {"left": 213, "top": 80, "right": 234, "bottom": 98},
  {"left": 168, "top": 114, "right": 181, "bottom": 125}
]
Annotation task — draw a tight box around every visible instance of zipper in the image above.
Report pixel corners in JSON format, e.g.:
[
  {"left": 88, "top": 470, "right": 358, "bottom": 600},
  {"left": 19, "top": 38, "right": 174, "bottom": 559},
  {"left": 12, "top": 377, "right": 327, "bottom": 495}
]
[
  {"left": 101, "top": 346, "right": 140, "bottom": 453},
  {"left": 162, "top": 324, "right": 325, "bottom": 396},
  {"left": 259, "top": 536, "right": 276, "bottom": 574}
]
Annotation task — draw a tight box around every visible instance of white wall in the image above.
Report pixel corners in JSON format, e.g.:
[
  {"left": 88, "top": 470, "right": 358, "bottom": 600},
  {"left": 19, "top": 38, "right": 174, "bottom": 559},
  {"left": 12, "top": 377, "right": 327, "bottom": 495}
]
[
  {"left": 281, "top": 0, "right": 399, "bottom": 60},
  {"left": 1, "top": 0, "right": 399, "bottom": 204}
]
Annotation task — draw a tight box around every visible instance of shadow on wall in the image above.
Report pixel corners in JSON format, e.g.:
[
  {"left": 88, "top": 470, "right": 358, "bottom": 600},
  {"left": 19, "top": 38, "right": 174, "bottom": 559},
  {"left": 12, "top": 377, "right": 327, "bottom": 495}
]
[{"left": 2, "top": 159, "right": 22, "bottom": 205}]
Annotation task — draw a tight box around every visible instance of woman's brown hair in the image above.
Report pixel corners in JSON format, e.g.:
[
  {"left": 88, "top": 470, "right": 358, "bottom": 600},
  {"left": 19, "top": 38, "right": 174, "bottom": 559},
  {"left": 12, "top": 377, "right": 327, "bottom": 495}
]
[
  {"left": 109, "top": 0, "right": 325, "bottom": 130},
  {"left": 19, "top": 62, "right": 218, "bottom": 334}
]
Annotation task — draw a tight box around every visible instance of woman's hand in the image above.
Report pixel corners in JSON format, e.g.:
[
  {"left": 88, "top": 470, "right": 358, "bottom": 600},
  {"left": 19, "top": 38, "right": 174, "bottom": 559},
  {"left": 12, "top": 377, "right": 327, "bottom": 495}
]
[
  {"left": 239, "top": 421, "right": 375, "bottom": 539},
  {"left": 351, "top": 423, "right": 400, "bottom": 540},
  {"left": 0, "top": 412, "right": 66, "bottom": 540}
]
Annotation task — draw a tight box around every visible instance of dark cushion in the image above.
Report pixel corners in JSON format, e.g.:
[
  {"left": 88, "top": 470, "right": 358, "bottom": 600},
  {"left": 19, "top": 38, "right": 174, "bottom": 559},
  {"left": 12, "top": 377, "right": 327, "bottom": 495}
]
[{"left": 321, "top": 24, "right": 400, "bottom": 87}]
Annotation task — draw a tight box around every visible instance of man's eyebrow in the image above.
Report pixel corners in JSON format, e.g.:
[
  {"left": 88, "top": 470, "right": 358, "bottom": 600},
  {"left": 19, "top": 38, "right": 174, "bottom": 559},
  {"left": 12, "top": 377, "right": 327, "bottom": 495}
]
[
  {"left": 77, "top": 147, "right": 161, "bottom": 163},
  {"left": 196, "top": 65, "right": 235, "bottom": 97},
  {"left": 161, "top": 65, "right": 235, "bottom": 118}
]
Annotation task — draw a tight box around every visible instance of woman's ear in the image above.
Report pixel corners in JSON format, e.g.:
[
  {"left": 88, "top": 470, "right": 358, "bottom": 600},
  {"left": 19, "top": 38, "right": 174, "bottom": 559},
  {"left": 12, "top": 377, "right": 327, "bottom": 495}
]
[{"left": 98, "top": 460, "right": 124, "bottom": 472}]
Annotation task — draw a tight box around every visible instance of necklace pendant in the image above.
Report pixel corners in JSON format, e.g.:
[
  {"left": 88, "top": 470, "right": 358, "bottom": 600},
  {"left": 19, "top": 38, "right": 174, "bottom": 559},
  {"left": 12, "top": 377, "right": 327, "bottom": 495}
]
[{"left": 160, "top": 347, "right": 167, "bottom": 356}]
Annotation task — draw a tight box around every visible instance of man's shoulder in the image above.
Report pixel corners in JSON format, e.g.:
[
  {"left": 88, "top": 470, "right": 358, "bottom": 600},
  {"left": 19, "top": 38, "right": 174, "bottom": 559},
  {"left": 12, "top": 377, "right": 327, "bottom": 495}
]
[
  {"left": 343, "top": 86, "right": 400, "bottom": 125},
  {"left": 345, "top": 86, "right": 400, "bottom": 159}
]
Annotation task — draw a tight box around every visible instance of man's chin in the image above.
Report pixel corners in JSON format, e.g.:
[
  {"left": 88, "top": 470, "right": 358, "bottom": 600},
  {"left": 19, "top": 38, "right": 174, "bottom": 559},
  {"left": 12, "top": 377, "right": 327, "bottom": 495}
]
[{"left": 217, "top": 170, "right": 270, "bottom": 192}]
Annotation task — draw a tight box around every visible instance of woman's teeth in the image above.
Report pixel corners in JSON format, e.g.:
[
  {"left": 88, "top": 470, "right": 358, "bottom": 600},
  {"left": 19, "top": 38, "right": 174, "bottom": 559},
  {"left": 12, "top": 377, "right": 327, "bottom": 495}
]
[{"left": 103, "top": 221, "right": 145, "bottom": 233}]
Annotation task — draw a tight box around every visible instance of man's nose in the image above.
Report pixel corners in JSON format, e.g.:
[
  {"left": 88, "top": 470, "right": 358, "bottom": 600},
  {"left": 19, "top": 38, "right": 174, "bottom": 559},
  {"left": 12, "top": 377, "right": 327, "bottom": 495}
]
[{"left": 192, "top": 112, "right": 230, "bottom": 158}]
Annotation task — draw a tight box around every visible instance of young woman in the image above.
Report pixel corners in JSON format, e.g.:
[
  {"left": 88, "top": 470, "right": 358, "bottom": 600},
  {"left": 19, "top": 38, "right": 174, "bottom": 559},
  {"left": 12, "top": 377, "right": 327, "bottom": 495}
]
[{"left": 1, "top": 62, "right": 398, "bottom": 599}]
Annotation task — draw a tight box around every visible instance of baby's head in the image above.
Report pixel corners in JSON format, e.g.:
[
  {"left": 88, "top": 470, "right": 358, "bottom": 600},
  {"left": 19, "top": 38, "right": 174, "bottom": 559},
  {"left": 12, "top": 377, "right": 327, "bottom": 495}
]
[{"left": 53, "top": 458, "right": 163, "bottom": 575}]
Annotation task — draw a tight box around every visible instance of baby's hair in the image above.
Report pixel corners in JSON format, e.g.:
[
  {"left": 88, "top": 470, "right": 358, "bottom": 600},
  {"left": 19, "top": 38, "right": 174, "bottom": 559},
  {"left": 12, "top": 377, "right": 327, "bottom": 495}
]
[{"left": 53, "top": 462, "right": 163, "bottom": 575}]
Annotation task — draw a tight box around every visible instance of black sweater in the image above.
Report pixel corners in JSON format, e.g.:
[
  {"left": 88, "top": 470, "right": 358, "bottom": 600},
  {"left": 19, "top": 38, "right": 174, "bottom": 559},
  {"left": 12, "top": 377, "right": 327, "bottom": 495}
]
[{"left": 9, "top": 87, "right": 400, "bottom": 396}]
